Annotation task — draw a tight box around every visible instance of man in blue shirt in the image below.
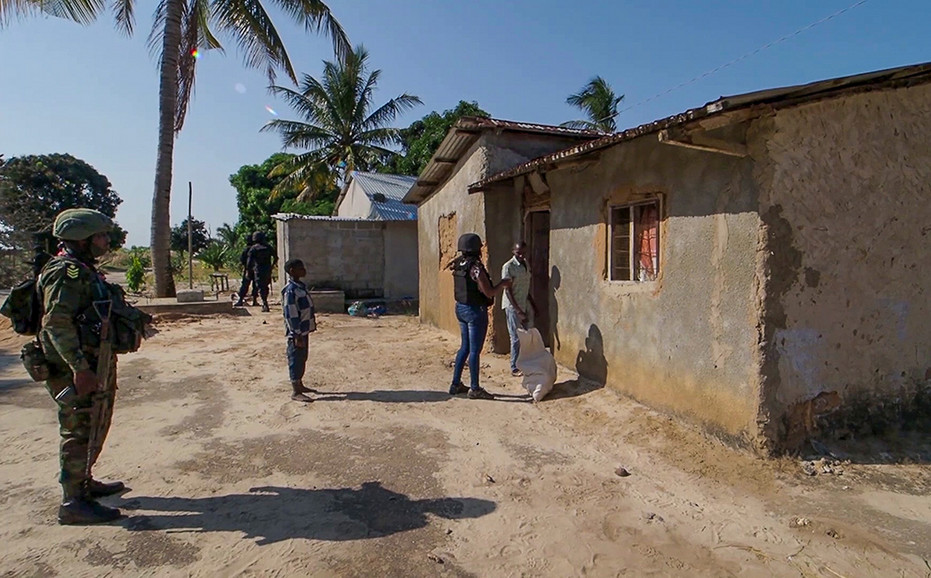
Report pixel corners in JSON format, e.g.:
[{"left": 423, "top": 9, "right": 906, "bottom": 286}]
[{"left": 281, "top": 258, "right": 317, "bottom": 402}]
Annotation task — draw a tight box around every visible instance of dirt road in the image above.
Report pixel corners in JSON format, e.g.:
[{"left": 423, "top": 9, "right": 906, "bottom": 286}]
[{"left": 1, "top": 311, "right": 929, "bottom": 577}]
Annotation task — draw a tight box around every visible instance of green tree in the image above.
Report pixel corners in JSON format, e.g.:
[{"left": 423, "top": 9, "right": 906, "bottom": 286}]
[
  {"left": 170, "top": 217, "right": 210, "bottom": 255},
  {"left": 263, "top": 45, "right": 422, "bottom": 194},
  {"left": 381, "top": 100, "right": 489, "bottom": 176},
  {"left": 0, "top": 153, "right": 127, "bottom": 252},
  {"left": 561, "top": 76, "right": 624, "bottom": 133},
  {"left": 196, "top": 240, "right": 227, "bottom": 271},
  {"left": 229, "top": 153, "right": 337, "bottom": 237},
  {"left": 5, "top": 0, "right": 349, "bottom": 297}
]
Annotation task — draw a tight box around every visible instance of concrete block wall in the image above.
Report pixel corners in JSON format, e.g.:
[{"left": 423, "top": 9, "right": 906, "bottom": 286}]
[{"left": 278, "top": 217, "right": 386, "bottom": 297}]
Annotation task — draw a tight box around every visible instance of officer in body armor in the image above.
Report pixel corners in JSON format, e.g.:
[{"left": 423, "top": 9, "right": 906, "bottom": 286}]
[
  {"left": 245, "top": 231, "right": 277, "bottom": 312},
  {"left": 37, "top": 209, "right": 146, "bottom": 524},
  {"left": 447, "top": 233, "right": 511, "bottom": 400}
]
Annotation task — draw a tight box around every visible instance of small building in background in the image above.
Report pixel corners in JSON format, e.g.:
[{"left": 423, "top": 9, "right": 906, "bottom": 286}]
[{"left": 274, "top": 172, "right": 419, "bottom": 307}]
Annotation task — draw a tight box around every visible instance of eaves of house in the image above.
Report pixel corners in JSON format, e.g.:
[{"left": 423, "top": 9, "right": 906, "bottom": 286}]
[
  {"left": 401, "top": 117, "right": 604, "bottom": 205},
  {"left": 468, "top": 60, "right": 931, "bottom": 193}
]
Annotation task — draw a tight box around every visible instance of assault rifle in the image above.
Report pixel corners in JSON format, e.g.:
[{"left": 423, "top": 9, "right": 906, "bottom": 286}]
[{"left": 85, "top": 299, "right": 113, "bottom": 480}]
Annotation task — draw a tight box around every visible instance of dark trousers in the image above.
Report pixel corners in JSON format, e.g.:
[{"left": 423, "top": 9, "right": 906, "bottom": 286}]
[
  {"left": 237, "top": 274, "right": 252, "bottom": 301},
  {"left": 287, "top": 336, "right": 308, "bottom": 382},
  {"left": 452, "top": 303, "right": 489, "bottom": 390},
  {"left": 254, "top": 270, "right": 272, "bottom": 302},
  {"left": 45, "top": 361, "right": 116, "bottom": 500}
]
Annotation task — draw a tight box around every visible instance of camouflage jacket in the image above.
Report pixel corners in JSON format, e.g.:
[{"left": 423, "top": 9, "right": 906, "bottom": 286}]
[{"left": 37, "top": 254, "right": 108, "bottom": 373}]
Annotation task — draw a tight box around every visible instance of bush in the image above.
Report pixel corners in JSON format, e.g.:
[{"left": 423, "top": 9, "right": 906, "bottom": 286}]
[
  {"left": 197, "top": 241, "right": 228, "bottom": 272},
  {"left": 126, "top": 255, "right": 145, "bottom": 293}
]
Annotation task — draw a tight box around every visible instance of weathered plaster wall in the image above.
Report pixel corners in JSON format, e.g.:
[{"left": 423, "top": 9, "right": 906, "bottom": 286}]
[
  {"left": 481, "top": 133, "right": 590, "bottom": 352},
  {"left": 417, "top": 132, "right": 588, "bottom": 337},
  {"left": 545, "top": 135, "right": 764, "bottom": 444},
  {"left": 755, "top": 83, "right": 931, "bottom": 448},
  {"left": 383, "top": 221, "right": 419, "bottom": 299},
  {"left": 276, "top": 217, "right": 385, "bottom": 299},
  {"left": 416, "top": 141, "right": 489, "bottom": 334}
]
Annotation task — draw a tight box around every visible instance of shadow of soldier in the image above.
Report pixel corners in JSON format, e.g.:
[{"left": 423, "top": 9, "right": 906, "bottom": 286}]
[{"left": 119, "top": 482, "right": 496, "bottom": 545}]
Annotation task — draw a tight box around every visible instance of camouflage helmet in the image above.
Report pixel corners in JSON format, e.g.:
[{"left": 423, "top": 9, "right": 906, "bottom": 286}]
[{"left": 52, "top": 208, "right": 113, "bottom": 241}]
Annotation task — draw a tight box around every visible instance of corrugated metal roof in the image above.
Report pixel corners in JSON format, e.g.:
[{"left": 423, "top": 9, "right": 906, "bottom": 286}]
[
  {"left": 402, "top": 117, "right": 603, "bottom": 205},
  {"left": 468, "top": 61, "right": 931, "bottom": 192},
  {"left": 350, "top": 172, "right": 418, "bottom": 221}
]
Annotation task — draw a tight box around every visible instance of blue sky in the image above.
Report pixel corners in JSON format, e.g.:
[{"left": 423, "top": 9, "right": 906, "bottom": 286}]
[{"left": 1, "top": 0, "right": 928, "bottom": 246}]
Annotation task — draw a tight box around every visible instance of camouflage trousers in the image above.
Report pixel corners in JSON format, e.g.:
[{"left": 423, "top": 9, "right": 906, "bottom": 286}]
[{"left": 45, "top": 359, "right": 117, "bottom": 500}]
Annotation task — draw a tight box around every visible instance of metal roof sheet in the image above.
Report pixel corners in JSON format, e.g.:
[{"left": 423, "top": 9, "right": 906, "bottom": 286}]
[
  {"left": 469, "top": 61, "right": 931, "bottom": 192},
  {"left": 402, "top": 117, "right": 603, "bottom": 205},
  {"left": 349, "top": 172, "right": 418, "bottom": 221}
]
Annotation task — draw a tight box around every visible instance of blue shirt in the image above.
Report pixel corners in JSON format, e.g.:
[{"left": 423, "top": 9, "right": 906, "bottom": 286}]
[{"left": 282, "top": 279, "right": 316, "bottom": 336}]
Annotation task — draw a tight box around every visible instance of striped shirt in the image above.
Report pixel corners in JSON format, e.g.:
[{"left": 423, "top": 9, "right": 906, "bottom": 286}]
[{"left": 282, "top": 279, "right": 316, "bottom": 337}]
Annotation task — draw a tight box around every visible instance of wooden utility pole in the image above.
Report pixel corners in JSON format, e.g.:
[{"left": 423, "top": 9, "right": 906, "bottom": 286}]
[{"left": 187, "top": 182, "right": 193, "bottom": 289}]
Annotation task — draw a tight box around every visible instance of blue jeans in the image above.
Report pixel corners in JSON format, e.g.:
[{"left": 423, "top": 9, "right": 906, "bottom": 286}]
[
  {"left": 287, "top": 335, "right": 308, "bottom": 382},
  {"left": 504, "top": 306, "right": 526, "bottom": 372},
  {"left": 452, "top": 303, "right": 489, "bottom": 390}
]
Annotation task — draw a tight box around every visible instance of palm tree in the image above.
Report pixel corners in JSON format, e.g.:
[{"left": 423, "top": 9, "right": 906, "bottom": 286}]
[
  {"left": 263, "top": 45, "right": 421, "bottom": 199},
  {"left": 4, "top": 0, "right": 349, "bottom": 297},
  {"left": 561, "top": 76, "right": 624, "bottom": 133}
]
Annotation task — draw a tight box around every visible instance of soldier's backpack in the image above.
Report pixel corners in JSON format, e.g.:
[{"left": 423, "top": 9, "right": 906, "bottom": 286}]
[{"left": 0, "top": 279, "right": 42, "bottom": 336}]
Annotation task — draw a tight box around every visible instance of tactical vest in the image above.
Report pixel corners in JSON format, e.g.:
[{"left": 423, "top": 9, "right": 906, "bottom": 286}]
[
  {"left": 77, "top": 282, "right": 152, "bottom": 355},
  {"left": 452, "top": 257, "right": 493, "bottom": 307}
]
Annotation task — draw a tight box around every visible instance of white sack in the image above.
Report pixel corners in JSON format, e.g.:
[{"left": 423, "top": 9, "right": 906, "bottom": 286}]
[{"left": 515, "top": 327, "right": 557, "bottom": 402}]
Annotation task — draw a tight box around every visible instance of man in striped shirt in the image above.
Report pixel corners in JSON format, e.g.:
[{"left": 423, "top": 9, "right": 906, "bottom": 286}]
[{"left": 281, "top": 258, "right": 317, "bottom": 402}]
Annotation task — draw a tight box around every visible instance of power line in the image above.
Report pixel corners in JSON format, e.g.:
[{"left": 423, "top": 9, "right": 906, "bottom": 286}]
[{"left": 610, "top": 0, "right": 870, "bottom": 120}]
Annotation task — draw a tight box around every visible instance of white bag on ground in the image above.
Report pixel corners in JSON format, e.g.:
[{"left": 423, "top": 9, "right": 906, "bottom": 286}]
[{"left": 516, "top": 327, "right": 557, "bottom": 402}]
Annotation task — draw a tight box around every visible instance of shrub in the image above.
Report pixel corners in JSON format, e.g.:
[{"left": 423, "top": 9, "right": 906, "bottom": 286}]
[{"left": 126, "top": 255, "right": 145, "bottom": 293}]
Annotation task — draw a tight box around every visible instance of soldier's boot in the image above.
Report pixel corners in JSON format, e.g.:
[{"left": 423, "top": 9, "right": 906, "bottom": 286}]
[
  {"left": 58, "top": 485, "right": 123, "bottom": 525},
  {"left": 251, "top": 297, "right": 259, "bottom": 307},
  {"left": 261, "top": 299, "right": 270, "bottom": 313},
  {"left": 234, "top": 295, "right": 246, "bottom": 307},
  {"left": 86, "top": 478, "right": 126, "bottom": 498}
]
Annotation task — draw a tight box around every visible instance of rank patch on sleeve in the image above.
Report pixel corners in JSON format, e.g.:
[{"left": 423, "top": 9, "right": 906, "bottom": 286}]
[{"left": 66, "top": 265, "right": 79, "bottom": 279}]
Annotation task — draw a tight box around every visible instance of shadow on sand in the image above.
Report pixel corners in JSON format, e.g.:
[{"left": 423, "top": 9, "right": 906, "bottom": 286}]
[{"left": 119, "top": 482, "right": 496, "bottom": 545}]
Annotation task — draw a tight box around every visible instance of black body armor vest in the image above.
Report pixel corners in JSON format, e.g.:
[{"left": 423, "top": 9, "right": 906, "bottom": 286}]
[{"left": 452, "top": 256, "right": 493, "bottom": 307}]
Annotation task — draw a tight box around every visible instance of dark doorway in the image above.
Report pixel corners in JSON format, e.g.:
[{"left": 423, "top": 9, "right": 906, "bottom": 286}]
[{"left": 526, "top": 211, "right": 551, "bottom": 347}]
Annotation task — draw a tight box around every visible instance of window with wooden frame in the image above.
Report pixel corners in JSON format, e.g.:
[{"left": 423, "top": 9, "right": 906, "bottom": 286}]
[{"left": 609, "top": 199, "right": 660, "bottom": 282}]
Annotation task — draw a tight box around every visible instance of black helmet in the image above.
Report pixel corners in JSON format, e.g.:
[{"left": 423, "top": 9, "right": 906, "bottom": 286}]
[
  {"left": 457, "top": 233, "right": 483, "bottom": 253},
  {"left": 253, "top": 231, "right": 266, "bottom": 243}
]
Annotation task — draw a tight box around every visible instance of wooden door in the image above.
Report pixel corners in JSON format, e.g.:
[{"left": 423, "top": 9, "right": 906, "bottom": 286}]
[{"left": 527, "top": 211, "right": 551, "bottom": 347}]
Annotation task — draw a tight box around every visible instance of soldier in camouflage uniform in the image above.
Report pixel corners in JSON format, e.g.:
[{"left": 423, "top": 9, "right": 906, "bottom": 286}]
[{"left": 39, "top": 208, "right": 125, "bottom": 525}]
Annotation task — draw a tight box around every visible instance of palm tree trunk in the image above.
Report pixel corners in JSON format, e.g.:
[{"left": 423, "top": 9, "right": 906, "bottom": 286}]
[{"left": 150, "top": 0, "right": 183, "bottom": 297}]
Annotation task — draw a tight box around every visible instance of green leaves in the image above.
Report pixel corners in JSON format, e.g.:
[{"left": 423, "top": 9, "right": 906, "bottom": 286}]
[
  {"left": 0, "top": 153, "right": 125, "bottom": 251},
  {"left": 263, "top": 44, "right": 421, "bottom": 189},
  {"left": 382, "top": 100, "right": 489, "bottom": 176},
  {"left": 562, "top": 76, "right": 624, "bottom": 133}
]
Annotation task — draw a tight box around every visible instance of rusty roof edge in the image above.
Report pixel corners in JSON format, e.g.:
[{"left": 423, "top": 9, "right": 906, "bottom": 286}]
[
  {"left": 468, "top": 60, "right": 931, "bottom": 193},
  {"left": 402, "top": 116, "right": 606, "bottom": 205}
]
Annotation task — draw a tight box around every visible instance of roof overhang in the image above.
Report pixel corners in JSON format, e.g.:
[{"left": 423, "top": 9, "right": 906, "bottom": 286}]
[
  {"left": 468, "top": 60, "right": 931, "bottom": 193},
  {"left": 401, "top": 117, "right": 604, "bottom": 205}
]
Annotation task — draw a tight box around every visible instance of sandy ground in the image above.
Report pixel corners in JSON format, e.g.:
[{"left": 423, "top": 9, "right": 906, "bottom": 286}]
[{"left": 1, "top": 307, "right": 930, "bottom": 577}]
